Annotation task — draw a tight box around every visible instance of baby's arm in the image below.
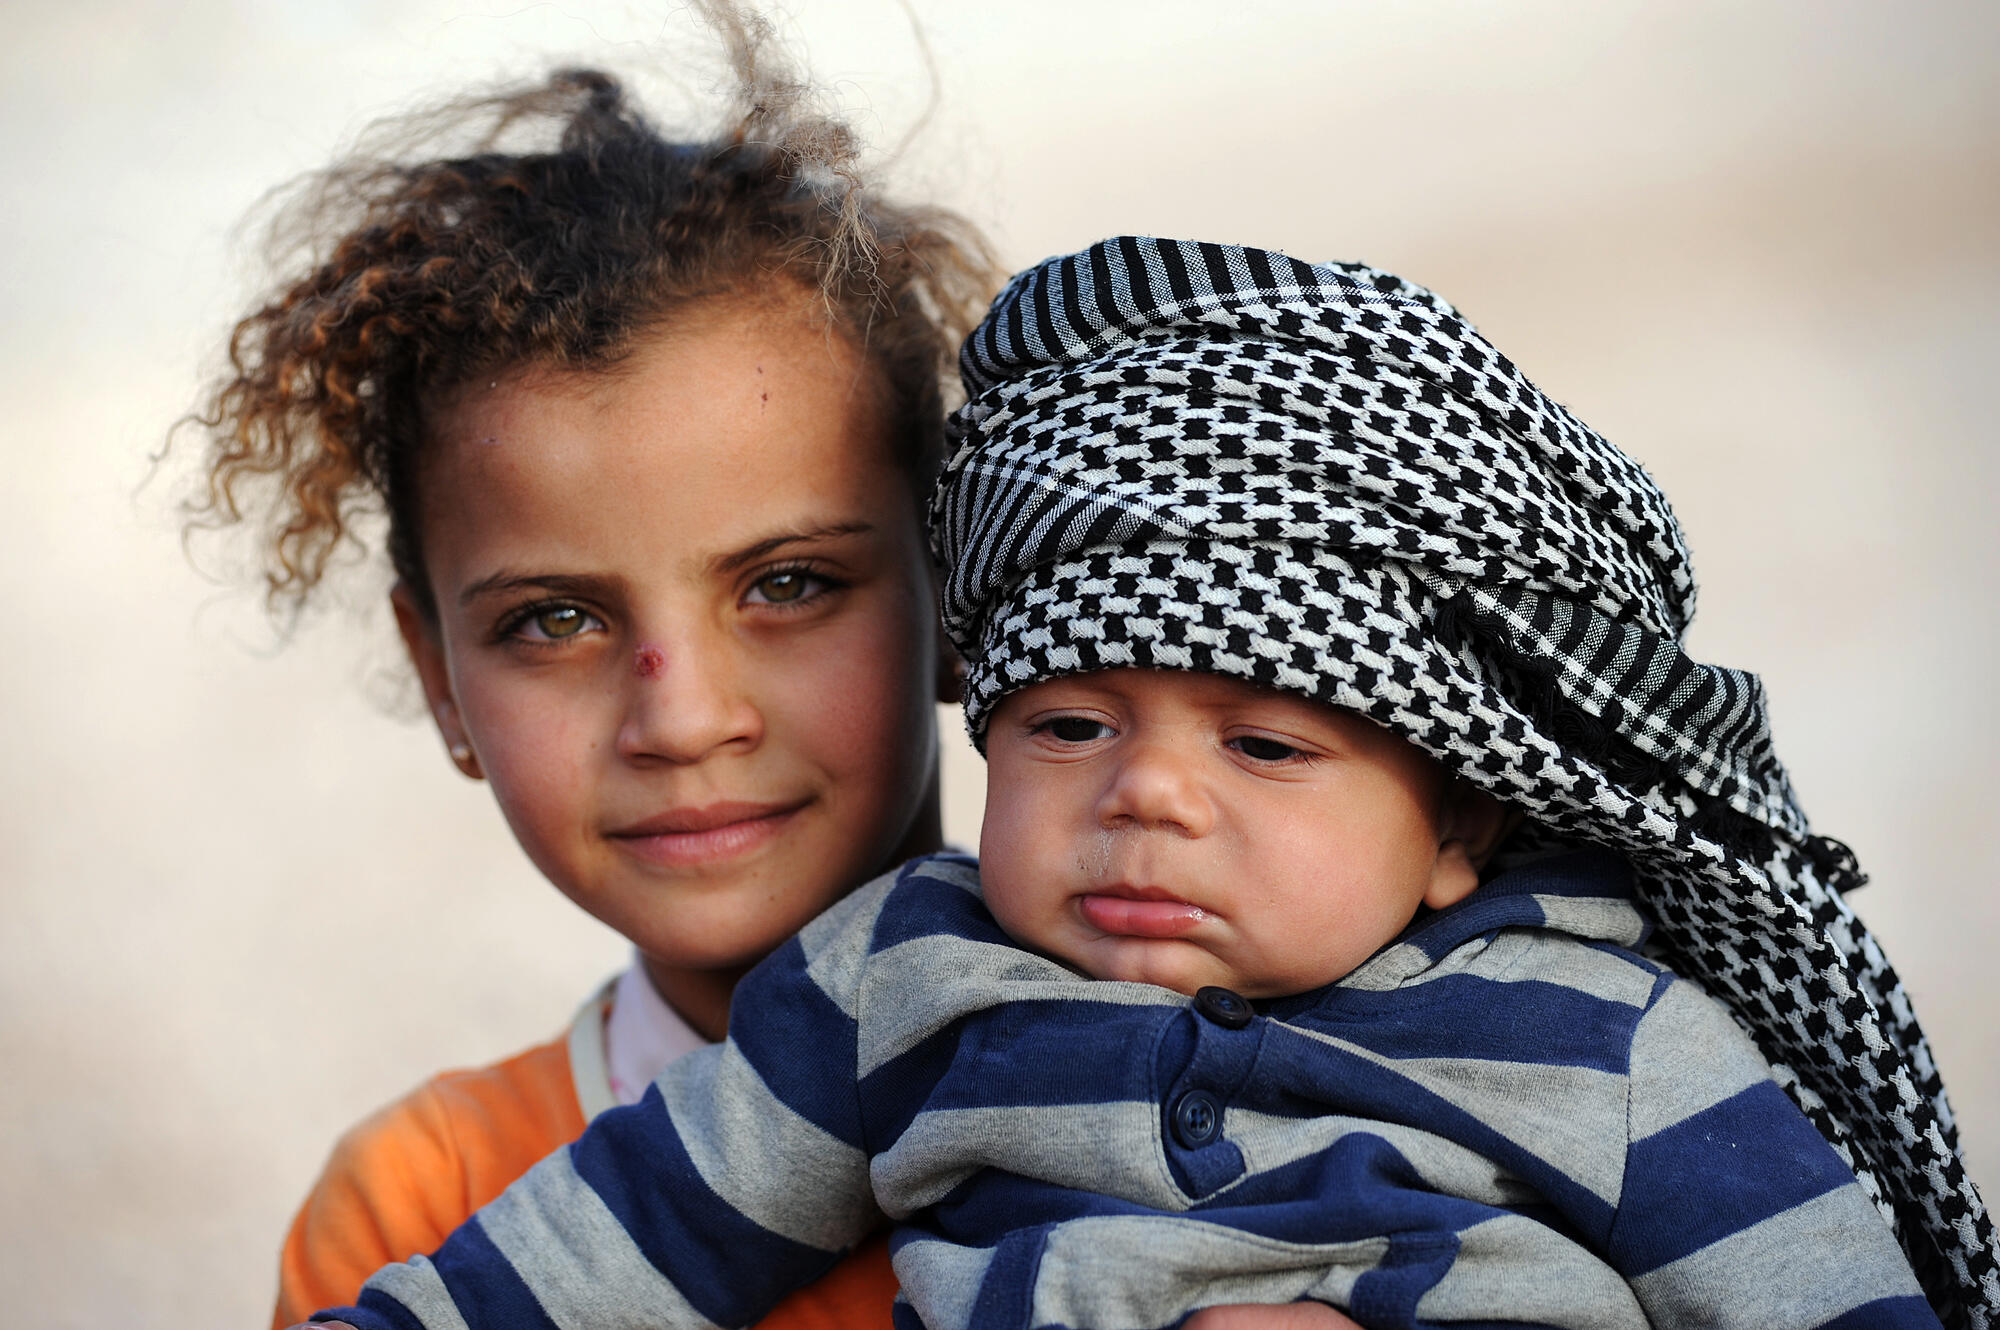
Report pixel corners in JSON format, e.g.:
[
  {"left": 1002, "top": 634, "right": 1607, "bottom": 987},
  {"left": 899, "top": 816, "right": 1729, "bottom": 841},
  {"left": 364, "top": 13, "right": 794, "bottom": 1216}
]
[
  {"left": 1608, "top": 974, "right": 1940, "bottom": 1329},
  {"left": 312, "top": 901, "right": 887, "bottom": 1330}
]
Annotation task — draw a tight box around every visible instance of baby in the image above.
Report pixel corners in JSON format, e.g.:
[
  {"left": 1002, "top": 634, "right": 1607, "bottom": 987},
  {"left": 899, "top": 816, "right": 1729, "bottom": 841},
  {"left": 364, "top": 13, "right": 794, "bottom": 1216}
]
[{"left": 318, "top": 239, "right": 1987, "bottom": 1329}]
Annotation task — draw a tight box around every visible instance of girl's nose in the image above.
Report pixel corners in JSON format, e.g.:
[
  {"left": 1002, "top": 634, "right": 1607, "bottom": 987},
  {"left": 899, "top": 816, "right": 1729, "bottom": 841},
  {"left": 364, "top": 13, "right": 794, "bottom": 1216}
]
[
  {"left": 615, "top": 632, "right": 763, "bottom": 763},
  {"left": 1093, "top": 736, "right": 1214, "bottom": 837}
]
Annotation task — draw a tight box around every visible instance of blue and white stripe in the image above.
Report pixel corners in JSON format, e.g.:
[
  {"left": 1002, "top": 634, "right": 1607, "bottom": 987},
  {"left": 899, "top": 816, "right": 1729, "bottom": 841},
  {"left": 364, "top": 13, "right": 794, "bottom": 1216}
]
[{"left": 326, "top": 852, "right": 1935, "bottom": 1330}]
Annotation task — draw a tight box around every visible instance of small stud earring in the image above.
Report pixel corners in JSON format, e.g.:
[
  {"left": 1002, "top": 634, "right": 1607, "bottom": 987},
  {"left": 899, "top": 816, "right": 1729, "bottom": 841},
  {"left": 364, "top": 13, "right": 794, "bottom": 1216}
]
[{"left": 449, "top": 743, "right": 472, "bottom": 764}]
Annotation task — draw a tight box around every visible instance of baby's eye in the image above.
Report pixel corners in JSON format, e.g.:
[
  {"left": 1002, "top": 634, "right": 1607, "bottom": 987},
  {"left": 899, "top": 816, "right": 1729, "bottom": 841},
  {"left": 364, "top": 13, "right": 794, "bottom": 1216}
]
[
  {"left": 1041, "top": 716, "right": 1113, "bottom": 744},
  {"left": 1231, "top": 734, "right": 1306, "bottom": 763},
  {"left": 510, "top": 604, "right": 603, "bottom": 642},
  {"left": 746, "top": 569, "right": 829, "bottom": 605}
]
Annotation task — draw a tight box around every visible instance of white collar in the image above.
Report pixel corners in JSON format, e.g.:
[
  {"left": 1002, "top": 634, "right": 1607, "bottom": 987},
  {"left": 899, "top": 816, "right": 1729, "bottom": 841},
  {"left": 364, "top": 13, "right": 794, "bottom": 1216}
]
[{"left": 566, "top": 956, "right": 712, "bottom": 1118}]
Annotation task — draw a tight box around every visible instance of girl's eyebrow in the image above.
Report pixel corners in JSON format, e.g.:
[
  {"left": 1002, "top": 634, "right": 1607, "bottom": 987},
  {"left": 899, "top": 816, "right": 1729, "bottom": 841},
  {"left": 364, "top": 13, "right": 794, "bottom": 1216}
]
[
  {"left": 457, "top": 523, "right": 876, "bottom": 607},
  {"left": 457, "top": 571, "right": 611, "bottom": 607},
  {"left": 709, "top": 521, "right": 874, "bottom": 575}
]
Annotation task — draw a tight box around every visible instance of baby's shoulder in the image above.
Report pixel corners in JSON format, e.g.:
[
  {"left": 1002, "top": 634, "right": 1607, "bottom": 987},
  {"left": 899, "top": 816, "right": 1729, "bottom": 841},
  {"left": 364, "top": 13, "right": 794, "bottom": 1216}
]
[
  {"left": 1488, "top": 926, "right": 1672, "bottom": 1014},
  {"left": 1445, "top": 930, "right": 1778, "bottom": 1095},
  {"left": 1348, "top": 920, "right": 1668, "bottom": 1025},
  {"left": 790, "top": 852, "right": 985, "bottom": 964},
  {"left": 780, "top": 853, "right": 1030, "bottom": 1028}
]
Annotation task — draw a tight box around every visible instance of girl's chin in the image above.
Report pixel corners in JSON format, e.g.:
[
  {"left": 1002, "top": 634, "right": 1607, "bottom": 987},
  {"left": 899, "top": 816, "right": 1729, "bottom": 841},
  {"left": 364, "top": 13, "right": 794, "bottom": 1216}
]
[{"left": 615, "top": 885, "right": 849, "bottom": 974}]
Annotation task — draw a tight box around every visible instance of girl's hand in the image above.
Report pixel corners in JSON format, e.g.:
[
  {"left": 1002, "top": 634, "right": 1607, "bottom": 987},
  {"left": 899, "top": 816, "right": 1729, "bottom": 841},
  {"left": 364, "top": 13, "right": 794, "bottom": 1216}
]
[{"left": 1185, "top": 1303, "right": 1365, "bottom": 1330}]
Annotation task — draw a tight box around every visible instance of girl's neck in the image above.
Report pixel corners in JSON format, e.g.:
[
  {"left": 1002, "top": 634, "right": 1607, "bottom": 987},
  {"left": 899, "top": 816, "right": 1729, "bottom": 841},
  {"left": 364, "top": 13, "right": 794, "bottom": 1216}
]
[{"left": 640, "top": 958, "right": 748, "bottom": 1045}]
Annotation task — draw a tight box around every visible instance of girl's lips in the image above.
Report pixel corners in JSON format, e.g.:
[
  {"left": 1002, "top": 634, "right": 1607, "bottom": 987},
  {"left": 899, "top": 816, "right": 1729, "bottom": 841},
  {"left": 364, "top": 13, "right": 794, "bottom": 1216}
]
[
  {"left": 607, "top": 801, "right": 806, "bottom": 868},
  {"left": 1077, "top": 891, "right": 1210, "bottom": 938}
]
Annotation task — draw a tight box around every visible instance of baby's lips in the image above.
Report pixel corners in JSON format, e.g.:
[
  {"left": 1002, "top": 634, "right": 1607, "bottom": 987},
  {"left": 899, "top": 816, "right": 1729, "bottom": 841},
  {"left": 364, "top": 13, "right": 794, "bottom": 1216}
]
[{"left": 1078, "top": 892, "right": 1209, "bottom": 938}]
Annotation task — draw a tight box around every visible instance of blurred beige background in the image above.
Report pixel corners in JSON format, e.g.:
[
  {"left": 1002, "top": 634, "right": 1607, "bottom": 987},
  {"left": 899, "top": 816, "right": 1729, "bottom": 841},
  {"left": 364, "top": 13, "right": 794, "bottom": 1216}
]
[{"left": 2, "top": 2, "right": 1994, "bottom": 1324}]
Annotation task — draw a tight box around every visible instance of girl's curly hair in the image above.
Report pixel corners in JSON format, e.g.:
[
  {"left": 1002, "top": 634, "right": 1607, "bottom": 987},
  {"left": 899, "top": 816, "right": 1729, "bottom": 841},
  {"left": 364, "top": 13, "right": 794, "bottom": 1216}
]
[{"left": 182, "top": 4, "right": 999, "bottom": 622}]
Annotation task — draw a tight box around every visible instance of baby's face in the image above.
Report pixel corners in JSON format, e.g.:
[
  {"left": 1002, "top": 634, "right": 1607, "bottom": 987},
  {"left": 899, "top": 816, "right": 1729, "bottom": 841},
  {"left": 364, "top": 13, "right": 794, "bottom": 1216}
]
[{"left": 980, "top": 670, "right": 1480, "bottom": 998}]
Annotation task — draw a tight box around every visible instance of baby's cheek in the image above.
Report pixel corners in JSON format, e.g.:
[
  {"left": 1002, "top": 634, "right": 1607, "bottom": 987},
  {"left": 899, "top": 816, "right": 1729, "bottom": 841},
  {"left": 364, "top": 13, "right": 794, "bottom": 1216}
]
[
  {"left": 980, "top": 820, "right": 1075, "bottom": 955},
  {"left": 976, "top": 793, "right": 1033, "bottom": 902}
]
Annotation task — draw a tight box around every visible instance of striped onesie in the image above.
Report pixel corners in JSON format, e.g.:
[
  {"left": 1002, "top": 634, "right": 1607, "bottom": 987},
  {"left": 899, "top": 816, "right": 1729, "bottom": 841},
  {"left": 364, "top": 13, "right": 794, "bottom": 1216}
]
[{"left": 330, "top": 851, "right": 1936, "bottom": 1330}]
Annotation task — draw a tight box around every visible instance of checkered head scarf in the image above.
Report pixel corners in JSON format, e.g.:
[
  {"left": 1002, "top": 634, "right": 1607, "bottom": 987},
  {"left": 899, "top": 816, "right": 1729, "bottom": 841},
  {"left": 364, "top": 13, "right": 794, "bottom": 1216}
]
[{"left": 930, "top": 236, "right": 1996, "bottom": 1325}]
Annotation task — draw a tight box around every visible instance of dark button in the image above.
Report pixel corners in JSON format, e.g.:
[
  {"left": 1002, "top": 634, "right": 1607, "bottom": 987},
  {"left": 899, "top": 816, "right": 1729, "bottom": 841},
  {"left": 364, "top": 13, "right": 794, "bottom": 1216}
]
[
  {"left": 1172, "top": 1090, "right": 1222, "bottom": 1148},
  {"left": 1194, "top": 985, "right": 1253, "bottom": 1029}
]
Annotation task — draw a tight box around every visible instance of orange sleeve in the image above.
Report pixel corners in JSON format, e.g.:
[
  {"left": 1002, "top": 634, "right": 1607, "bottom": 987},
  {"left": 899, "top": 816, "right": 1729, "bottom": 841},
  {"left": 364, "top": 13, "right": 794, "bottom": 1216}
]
[
  {"left": 764, "top": 1231, "right": 900, "bottom": 1330},
  {"left": 271, "top": 1034, "right": 898, "bottom": 1330},
  {"left": 271, "top": 1037, "right": 584, "bottom": 1328}
]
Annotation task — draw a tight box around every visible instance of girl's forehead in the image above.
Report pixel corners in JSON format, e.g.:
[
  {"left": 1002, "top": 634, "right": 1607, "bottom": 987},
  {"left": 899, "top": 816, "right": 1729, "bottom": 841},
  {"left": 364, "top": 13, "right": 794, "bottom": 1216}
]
[
  {"left": 414, "top": 307, "right": 914, "bottom": 585},
  {"left": 430, "top": 297, "right": 884, "bottom": 444}
]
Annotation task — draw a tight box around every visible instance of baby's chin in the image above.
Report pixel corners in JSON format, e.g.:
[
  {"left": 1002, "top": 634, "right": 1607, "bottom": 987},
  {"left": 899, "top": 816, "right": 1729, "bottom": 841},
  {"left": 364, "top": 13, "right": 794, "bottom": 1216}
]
[
  {"left": 1071, "top": 936, "right": 1256, "bottom": 998},
  {"left": 1067, "top": 937, "right": 1351, "bottom": 1000}
]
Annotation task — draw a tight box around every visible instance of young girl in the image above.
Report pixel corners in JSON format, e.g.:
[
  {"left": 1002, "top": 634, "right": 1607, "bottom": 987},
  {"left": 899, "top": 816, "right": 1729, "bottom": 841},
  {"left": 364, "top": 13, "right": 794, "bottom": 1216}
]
[{"left": 181, "top": 23, "right": 999, "bottom": 1327}]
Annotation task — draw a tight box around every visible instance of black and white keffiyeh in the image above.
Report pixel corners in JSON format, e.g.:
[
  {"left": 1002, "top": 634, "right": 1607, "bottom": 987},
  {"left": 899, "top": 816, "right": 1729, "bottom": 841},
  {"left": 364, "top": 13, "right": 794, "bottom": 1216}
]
[{"left": 930, "top": 236, "right": 1997, "bottom": 1326}]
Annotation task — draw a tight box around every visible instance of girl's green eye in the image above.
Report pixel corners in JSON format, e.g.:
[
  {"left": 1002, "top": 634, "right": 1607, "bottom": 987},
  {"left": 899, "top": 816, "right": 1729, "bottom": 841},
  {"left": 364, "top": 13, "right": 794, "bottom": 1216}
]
[
  {"left": 534, "top": 606, "right": 589, "bottom": 639},
  {"left": 502, "top": 602, "right": 605, "bottom": 645},
  {"left": 754, "top": 571, "right": 809, "bottom": 603}
]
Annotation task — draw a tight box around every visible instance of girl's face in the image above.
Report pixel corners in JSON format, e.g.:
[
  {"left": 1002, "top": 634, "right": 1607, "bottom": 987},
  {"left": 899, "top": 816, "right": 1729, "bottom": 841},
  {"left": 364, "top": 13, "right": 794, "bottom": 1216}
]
[{"left": 396, "top": 295, "right": 944, "bottom": 1035}]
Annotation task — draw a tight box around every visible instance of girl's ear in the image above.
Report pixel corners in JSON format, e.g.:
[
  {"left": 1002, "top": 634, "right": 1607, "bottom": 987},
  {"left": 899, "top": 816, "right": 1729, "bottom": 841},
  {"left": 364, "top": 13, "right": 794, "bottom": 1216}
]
[
  {"left": 1421, "top": 782, "right": 1519, "bottom": 910},
  {"left": 391, "top": 583, "right": 483, "bottom": 781}
]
